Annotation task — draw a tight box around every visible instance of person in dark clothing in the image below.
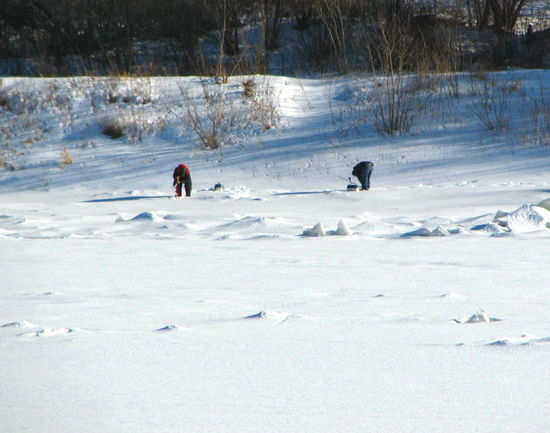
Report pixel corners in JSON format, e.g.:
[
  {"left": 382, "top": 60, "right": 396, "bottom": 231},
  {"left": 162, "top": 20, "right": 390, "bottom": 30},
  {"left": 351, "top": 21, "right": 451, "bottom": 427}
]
[
  {"left": 526, "top": 24, "right": 535, "bottom": 46},
  {"left": 352, "top": 161, "right": 374, "bottom": 190},
  {"left": 173, "top": 163, "right": 192, "bottom": 197}
]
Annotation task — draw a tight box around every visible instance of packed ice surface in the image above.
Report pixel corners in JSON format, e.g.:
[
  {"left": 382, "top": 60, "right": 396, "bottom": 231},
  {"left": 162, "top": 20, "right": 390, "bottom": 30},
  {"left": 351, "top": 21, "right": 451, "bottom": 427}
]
[{"left": 2, "top": 71, "right": 550, "bottom": 433}]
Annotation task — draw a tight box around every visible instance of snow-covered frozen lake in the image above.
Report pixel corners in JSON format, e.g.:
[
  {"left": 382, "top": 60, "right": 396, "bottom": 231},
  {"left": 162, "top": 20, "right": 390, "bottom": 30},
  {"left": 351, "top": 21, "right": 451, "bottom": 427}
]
[{"left": 1, "top": 72, "right": 550, "bottom": 432}]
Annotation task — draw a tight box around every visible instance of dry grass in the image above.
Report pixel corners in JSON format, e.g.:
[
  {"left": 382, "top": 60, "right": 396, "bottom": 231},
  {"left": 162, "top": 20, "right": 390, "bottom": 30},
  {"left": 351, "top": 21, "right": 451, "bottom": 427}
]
[
  {"left": 242, "top": 79, "right": 256, "bottom": 98},
  {"left": 59, "top": 148, "right": 73, "bottom": 168}
]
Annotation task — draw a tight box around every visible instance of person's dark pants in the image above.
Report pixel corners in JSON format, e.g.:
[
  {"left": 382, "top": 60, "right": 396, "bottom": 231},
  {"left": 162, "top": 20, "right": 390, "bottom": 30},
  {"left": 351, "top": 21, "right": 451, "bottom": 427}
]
[
  {"left": 184, "top": 176, "right": 192, "bottom": 197},
  {"left": 175, "top": 175, "right": 192, "bottom": 197}
]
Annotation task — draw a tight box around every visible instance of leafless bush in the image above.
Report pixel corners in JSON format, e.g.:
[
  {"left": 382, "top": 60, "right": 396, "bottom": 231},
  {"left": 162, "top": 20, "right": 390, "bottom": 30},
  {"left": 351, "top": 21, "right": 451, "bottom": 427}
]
[
  {"left": 98, "top": 77, "right": 155, "bottom": 108},
  {"left": 242, "top": 79, "right": 255, "bottom": 98},
  {"left": 95, "top": 77, "right": 167, "bottom": 143},
  {"left": 248, "top": 78, "right": 280, "bottom": 132},
  {"left": 0, "top": 154, "right": 16, "bottom": 171},
  {"left": 181, "top": 76, "right": 280, "bottom": 150},
  {"left": 370, "top": 75, "right": 418, "bottom": 135},
  {"left": 0, "top": 90, "right": 8, "bottom": 109},
  {"left": 469, "top": 74, "right": 522, "bottom": 132},
  {"left": 100, "top": 111, "right": 163, "bottom": 142},
  {"left": 0, "top": 79, "right": 12, "bottom": 111},
  {"left": 528, "top": 77, "right": 550, "bottom": 146},
  {"left": 364, "top": 26, "right": 416, "bottom": 134},
  {"left": 101, "top": 118, "right": 127, "bottom": 139},
  {"left": 182, "top": 80, "right": 237, "bottom": 150}
]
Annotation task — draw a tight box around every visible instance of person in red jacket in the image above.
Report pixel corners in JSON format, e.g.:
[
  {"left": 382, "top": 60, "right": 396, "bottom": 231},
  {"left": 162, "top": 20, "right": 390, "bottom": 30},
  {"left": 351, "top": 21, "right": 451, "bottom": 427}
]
[{"left": 173, "top": 163, "right": 192, "bottom": 197}]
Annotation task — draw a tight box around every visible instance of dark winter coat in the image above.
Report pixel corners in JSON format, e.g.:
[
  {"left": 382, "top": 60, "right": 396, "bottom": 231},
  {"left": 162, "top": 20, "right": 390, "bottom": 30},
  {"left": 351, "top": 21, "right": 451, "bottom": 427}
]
[{"left": 352, "top": 161, "right": 374, "bottom": 190}]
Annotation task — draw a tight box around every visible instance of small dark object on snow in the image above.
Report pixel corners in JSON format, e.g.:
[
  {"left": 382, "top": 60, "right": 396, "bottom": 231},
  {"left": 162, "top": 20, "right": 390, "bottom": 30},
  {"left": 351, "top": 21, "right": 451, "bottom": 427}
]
[
  {"left": 346, "top": 177, "right": 359, "bottom": 191},
  {"left": 244, "top": 311, "right": 266, "bottom": 319},
  {"left": 214, "top": 183, "right": 224, "bottom": 191}
]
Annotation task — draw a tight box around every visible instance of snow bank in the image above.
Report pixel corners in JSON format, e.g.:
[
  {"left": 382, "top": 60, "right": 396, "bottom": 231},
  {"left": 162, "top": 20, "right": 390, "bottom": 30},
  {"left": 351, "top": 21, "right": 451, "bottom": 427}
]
[{"left": 493, "top": 204, "right": 550, "bottom": 233}]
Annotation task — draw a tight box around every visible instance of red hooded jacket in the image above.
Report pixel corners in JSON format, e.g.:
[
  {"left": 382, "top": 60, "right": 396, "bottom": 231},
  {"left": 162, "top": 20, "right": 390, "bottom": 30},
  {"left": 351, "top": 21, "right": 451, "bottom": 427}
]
[{"left": 173, "top": 164, "right": 190, "bottom": 185}]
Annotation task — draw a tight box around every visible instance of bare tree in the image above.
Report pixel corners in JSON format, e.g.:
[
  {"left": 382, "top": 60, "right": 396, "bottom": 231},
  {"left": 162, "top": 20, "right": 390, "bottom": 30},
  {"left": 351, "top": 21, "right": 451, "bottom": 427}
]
[
  {"left": 466, "top": 0, "right": 492, "bottom": 28},
  {"left": 314, "top": 0, "right": 348, "bottom": 72},
  {"left": 365, "top": 15, "right": 418, "bottom": 134},
  {"left": 489, "top": 0, "right": 530, "bottom": 32},
  {"left": 262, "top": 0, "right": 283, "bottom": 51}
]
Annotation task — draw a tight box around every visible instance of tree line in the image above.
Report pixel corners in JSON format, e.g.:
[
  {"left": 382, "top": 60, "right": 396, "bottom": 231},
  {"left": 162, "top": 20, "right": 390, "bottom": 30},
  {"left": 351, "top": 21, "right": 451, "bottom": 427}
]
[{"left": 0, "top": 0, "right": 538, "bottom": 76}]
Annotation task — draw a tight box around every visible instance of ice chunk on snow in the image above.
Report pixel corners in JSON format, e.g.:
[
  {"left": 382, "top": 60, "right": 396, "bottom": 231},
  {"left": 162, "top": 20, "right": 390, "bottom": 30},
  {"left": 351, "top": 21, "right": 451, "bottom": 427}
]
[
  {"left": 334, "top": 220, "right": 351, "bottom": 236},
  {"left": 401, "top": 225, "right": 449, "bottom": 238},
  {"left": 302, "top": 222, "right": 325, "bottom": 237},
  {"left": 493, "top": 204, "right": 550, "bottom": 233},
  {"left": 465, "top": 310, "right": 490, "bottom": 323},
  {"left": 431, "top": 226, "right": 450, "bottom": 236},
  {"left": 326, "top": 220, "right": 351, "bottom": 236},
  {"left": 453, "top": 309, "right": 502, "bottom": 324},
  {"left": 470, "top": 222, "right": 509, "bottom": 234}
]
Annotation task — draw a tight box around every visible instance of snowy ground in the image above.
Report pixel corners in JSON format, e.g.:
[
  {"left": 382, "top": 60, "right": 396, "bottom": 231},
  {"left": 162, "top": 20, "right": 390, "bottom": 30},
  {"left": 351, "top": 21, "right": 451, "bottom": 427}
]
[{"left": 1, "top": 71, "right": 550, "bottom": 433}]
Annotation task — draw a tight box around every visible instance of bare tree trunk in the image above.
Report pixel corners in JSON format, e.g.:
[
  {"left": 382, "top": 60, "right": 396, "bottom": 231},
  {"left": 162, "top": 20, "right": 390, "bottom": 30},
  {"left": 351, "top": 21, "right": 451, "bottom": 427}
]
[
  {"left": 316, "top": 0, "right": 348, "bottom": 72},
  {"left": 263, "top": 0, "right": 282, "bottom": 51},
  {"left": 217, "top": 0, "right": 227, "bottom": 79},
  {"left": 489, "top": 0, "right": 529, "bottom": 32}
]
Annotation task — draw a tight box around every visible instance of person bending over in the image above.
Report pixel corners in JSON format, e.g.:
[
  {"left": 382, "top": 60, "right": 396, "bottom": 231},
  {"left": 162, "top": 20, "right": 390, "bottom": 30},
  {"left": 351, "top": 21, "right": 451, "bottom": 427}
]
[
  {"left": 173, "top": 163, "right": 192, "bottom": 197},
  {"left": 352, "top": 161, "right": 374, "bottom": 191}
]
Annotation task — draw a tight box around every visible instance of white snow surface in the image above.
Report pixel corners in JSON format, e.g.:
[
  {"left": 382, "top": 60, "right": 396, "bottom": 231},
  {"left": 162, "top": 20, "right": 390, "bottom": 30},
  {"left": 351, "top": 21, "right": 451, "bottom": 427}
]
[{"left": 2, "top": 71, "right": 550, "bottom": 433}]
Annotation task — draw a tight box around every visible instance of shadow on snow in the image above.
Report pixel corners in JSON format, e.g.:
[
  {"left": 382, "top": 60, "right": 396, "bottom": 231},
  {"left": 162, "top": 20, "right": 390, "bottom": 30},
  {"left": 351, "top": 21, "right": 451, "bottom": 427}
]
[{"left": 82, "top": 195, "right": 172, "bottom": 203}]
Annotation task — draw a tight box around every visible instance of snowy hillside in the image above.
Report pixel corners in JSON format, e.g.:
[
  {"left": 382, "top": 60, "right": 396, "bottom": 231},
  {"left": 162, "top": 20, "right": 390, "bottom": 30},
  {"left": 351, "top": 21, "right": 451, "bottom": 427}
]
[{"left": 1, "top": 70, "right": 550, "bottom": 433}]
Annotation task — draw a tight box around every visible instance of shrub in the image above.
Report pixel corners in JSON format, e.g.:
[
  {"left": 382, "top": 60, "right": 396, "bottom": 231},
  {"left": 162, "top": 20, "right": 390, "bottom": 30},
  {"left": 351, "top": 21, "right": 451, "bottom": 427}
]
[
  {"left": 180, "top": 76, "right": 280, "bottom": 151},
  {"left": 0, "top": 154, "right": 16, "bottom": 171},
  {"left": 528, "top": 77, "right": 550, "bottom": 146},
  {"left": 59, "top": 148, "right": 73, "bottom": 168},
  {"left": 469, "top": 75, "right": 521, "bottom": 132},
  {"left": 0, "top": 94, "right": 9, "bottom": 109},
  {"left": 101, "top": 119, "right": 126, "bottom": 139},
  {"left": 242, "top": 79, "right": 256, "bottom": 98}
]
